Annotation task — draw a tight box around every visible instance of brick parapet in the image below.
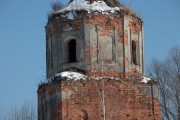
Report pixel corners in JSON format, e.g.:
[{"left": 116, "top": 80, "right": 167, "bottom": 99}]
[{"left": 38, "top": 77, "right": 161, "bottom": 120}]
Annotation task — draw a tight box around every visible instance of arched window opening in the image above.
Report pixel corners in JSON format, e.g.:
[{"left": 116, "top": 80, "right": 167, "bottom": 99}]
[
  {"left": 68, "top": 39, "right": 77, "bottom": 63},
  {"left": 132, "top": 40, "right": 137, "bottom": 65}
]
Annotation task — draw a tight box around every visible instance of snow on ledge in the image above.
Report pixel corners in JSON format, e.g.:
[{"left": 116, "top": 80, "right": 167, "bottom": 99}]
[
  {"left": 141, "top": 77, "right": 151, "bottom": 83},
  {"left": 55, "top": 0, "right": 122, "bottom": 14},
  {"left": 47, "top": 71, "right": 150, "bottom": 83},
  {"left": 54, "top": 71, "right": 119, "bottom": 80},
  {"left": 55, "top": 71, "right": 86, "bottom": 80}
]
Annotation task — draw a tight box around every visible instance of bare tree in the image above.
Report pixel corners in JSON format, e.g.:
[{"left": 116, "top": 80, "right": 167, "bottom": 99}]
[
  {"left": 51, "top": 1, "right": 64, "bottom": 13},
  {"left": 148, "top": 45, "right": 180, "bottom": 120},
  {"left": 4, "top": 101, "right": 37, "bottom": 120}
]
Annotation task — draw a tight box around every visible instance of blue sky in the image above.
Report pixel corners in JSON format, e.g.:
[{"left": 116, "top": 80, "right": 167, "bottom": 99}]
[{"left": 0, "top": 0, "right": 179, "bottom": 119}]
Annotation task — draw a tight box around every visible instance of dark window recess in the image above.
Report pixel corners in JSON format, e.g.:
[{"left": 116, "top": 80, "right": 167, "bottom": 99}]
[
  {"left": 68, "top": 39, "right": 77, "bottom": 63},
  {"left": 132, "top": 40, "right": 137, "bottom": 65}
]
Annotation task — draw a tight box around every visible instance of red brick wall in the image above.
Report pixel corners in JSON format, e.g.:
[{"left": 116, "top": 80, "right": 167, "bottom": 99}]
[{"left": 38, "top": 78, "right": 161, "bottom": 120}]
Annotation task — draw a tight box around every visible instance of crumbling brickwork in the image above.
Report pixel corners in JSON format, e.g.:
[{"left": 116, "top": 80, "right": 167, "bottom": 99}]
[
  {"left": 38, "top": 78, "right": 161, "bottom": 120},
  {"left": 45, "top": 3, "right": 144, "bottom": 79},
  {"left": 39, "top": 0, "right": 161, "bottom": 119}
]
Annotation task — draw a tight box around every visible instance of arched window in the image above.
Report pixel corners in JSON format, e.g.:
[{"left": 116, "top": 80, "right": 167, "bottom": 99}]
[
  {"left": 132, "top": 40, "right": 137, "bottom": 65},
  {"left": 68, "top": 39, "right": 77, "bottom": 63}
]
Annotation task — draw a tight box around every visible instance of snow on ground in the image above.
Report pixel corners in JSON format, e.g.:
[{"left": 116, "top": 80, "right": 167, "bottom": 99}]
[
  {"left": 55, "top": 0, "right": 122, "bottom": 15},
  {"left": 141, "top": 77, "right": 151, "bottom": 83}
]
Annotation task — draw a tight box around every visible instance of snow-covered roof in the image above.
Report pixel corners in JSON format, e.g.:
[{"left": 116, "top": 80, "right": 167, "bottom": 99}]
[{"left": 55, "top": 0, "right": 122, "bottom": 14}]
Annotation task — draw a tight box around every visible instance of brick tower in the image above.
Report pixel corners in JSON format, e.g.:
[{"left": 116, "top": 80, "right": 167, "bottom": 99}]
[{"left": 38, "top": 0, "right": 161, "bottom": 119}]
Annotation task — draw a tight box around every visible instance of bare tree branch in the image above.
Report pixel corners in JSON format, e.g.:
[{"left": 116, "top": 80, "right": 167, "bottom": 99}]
[
  {"left": 148, "top": 45, "right": 180, "bottom": 120},
  {"left": 4, "top": 101, "right": 37, "bottom": 120}
]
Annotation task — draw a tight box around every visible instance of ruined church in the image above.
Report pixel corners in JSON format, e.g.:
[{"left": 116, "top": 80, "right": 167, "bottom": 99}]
[{"left": 38, "top": 0, "right": 161, "bottom": 119}]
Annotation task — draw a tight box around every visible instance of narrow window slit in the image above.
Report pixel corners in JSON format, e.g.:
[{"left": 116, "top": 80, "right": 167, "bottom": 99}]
[
  {"left": 132, "top": 40, "right": 137, "bottom": 65},
  {"left": 68, "top": 39, "right": 77, "bottom": 63}
]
